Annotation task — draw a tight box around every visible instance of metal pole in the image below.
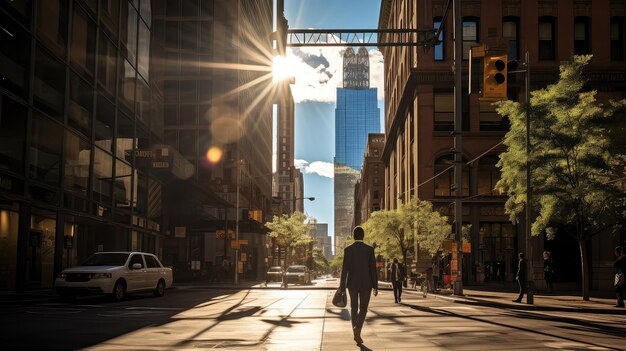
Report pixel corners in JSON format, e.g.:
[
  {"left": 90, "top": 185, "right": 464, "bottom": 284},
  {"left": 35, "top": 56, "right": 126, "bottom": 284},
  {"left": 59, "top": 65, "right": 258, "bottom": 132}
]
[
  {"left": 524, "top": 50, "right": 534, "bottom": 304},
  {"left": 452, "top": 0, "right": 464, "bottom": 296},
  {"left": 235, "top": 161, "right": 240, "bottom": 285}
]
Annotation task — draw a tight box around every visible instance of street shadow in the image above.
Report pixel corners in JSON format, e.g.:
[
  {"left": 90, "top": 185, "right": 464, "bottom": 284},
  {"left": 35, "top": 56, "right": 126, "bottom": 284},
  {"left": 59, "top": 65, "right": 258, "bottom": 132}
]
[
  {"left": 402, "top": 302, "right": 623, "bottom": 351},
  {"left": 457, "top": 298, "right": 626, "bottom": 315},
  {"left": 325, "top": 307, "right": 351, "bottom": 321}
]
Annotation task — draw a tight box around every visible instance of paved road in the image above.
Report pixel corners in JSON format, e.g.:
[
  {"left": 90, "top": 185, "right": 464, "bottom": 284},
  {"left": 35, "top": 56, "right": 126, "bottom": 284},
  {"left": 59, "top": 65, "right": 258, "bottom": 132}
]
[{"left": 1, "top": 279, "right": 625, "bottom": 350}]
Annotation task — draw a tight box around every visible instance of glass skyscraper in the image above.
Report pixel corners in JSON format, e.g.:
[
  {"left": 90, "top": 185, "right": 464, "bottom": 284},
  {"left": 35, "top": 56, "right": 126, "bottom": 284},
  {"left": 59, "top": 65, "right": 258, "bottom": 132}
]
[
  {"left": 334, "top": 47, "right": 380, "bottom": 249},
  {"left": 335, "top": 88, "right": 380, "bottom": 171}
]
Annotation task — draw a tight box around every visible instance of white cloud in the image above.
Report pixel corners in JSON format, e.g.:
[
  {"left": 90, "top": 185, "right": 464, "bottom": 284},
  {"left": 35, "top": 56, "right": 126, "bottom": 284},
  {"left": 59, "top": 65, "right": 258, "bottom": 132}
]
[
  {"left": 286, "top": 47, "right": 384, "bottom": 103},
  {"left": 294, "top": 159, "right": 334, "bottom": 178}
]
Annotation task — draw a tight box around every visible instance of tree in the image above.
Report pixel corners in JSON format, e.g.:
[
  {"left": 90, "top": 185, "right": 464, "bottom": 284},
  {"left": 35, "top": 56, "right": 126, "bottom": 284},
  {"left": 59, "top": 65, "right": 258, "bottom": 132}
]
[
  {"left": 265, "top": 211, "right": 314, "bottom": 269},
  {"left": 362, "top": 209, "right": 412, "bottom": 264},
  {"left": 401, "top": 198, "right": 453, "bottom": 257},
  {"left": 312, "top": 249, "right": 331, "bottom": 275},
  {"left": 495, "top": 55, "right": 626, "bottom": 300}
]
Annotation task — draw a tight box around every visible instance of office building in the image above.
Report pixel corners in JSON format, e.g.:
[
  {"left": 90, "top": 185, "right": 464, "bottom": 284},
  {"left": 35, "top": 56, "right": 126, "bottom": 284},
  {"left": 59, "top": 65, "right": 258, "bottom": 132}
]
[
  {"left": 334, "top": 47, "right": 380, "bottom": 250},
  {"left": 378, "top": 0, "right": 626, "bottom": 289}
]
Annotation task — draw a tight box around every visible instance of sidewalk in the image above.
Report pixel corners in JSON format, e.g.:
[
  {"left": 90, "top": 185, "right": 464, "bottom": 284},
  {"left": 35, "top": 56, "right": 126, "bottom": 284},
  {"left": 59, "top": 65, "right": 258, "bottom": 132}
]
[{"left": 429, "top": 286, "right": 624, "bottom": 313}]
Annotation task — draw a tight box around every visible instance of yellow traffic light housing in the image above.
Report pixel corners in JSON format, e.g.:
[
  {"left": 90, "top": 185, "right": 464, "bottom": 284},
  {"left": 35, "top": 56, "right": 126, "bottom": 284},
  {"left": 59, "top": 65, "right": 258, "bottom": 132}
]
[{"left": 482, "top": 54, "right": 508, "bottom": 100}]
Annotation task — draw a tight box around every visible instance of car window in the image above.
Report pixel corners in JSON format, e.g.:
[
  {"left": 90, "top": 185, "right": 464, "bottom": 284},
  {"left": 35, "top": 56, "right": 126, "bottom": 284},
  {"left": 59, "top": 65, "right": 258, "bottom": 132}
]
[
  {"left": 268, "top": 267, "right": 282, "bottom": 272},
  {"left": 128, "top": 254, "right": 144, "bottom": 269},
  {"left": 287, "top": 266, "right": 305, "bottom": 273},
  {"left": 81, "top": 253, "right": 129, "bottom": 266},
  {"left": 144, "top": 255, "right": 160, "bottom": 268}
]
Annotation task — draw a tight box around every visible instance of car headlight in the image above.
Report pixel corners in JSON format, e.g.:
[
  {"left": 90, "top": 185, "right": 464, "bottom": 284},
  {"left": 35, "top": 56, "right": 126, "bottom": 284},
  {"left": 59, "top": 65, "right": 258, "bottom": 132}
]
[
  {"left": 58, "top": 272, "right": 67, "bottom": 279},
  {"left": 91, "top": 273, "right": 112, "bottom": 279}
]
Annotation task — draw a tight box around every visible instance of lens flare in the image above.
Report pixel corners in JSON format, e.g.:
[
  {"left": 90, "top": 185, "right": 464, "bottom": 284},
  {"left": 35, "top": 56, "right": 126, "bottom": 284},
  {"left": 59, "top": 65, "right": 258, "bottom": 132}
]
[
  {"left": 206, "top": 147, "right": 223, "bottom": 164},
  {"left": 273, "top": 55, "right": 295, "bottom": 83}
]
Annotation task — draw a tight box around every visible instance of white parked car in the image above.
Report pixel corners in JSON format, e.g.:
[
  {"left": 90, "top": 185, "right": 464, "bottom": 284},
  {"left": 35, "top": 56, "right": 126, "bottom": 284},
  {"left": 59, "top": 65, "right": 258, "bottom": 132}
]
[{"left": 55, "top": 252, "right": 173, "bottom": 301}]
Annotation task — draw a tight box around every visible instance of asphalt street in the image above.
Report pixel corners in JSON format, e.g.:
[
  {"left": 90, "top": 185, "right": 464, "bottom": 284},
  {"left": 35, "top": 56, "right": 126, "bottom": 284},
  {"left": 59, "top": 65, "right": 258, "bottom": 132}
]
[{"left": 1, "top": 278, "right": 625, "bottom": 350}]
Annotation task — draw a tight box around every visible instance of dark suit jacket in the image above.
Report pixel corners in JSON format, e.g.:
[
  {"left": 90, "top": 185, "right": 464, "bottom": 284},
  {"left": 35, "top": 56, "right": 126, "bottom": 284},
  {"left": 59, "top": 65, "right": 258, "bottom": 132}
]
[
  {"left": 516, "top": 258, "right": 527, "bottom": 282},
  {"left": 387, "top": 263, "right": 405, "bottom": 282},
  {"left": 340, "top": 241, "right": 378, "bottom": 291}
]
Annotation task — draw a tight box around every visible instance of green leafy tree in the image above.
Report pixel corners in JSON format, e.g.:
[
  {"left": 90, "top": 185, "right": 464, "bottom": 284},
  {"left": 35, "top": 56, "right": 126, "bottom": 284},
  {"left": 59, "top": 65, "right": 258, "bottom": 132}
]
[
  {"left": 402, "top": 198, "right": 453, "bottom": 257},
  {"left": 265, "top": 211, "right": 314, "bottom": 270},
  {"left": 496, "top": 55, "right": 626, "bottom": 300},
  {"left": 312, "top": 249, "right": 331, "bottom": 275},
  {"left": 362, "top": 209, "right": 412, "bottom": 264}
]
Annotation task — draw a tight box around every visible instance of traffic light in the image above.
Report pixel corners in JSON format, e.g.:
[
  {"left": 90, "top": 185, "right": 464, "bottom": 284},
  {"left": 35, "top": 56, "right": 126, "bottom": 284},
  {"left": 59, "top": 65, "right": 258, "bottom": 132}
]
[{"left": 482, "top": 54, "right": 508, "bottom": 100}]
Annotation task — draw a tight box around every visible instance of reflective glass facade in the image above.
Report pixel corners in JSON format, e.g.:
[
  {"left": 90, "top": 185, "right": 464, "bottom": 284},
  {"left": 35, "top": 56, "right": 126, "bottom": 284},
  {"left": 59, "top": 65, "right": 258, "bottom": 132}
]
[{"left": 334, "top": 88, "right": 380, "bottom": 171}]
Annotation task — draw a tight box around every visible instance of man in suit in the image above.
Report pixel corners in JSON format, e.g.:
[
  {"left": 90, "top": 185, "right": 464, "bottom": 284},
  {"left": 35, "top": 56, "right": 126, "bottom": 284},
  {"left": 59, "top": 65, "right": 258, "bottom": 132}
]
[
  {"left": 513, "top": 252, "right": 527, "bottom": 302},
  {"left": 387, "top": 258, "right": 405, "bottom": 303},
  {"left": 340, "top": 226, "right": 378, "bottom": 345}
]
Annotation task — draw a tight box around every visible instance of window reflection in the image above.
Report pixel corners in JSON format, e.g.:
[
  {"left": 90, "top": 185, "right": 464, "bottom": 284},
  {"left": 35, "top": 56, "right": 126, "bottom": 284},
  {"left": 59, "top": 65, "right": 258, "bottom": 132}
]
[
  {"left": 98, "top": 35, "right": 117, "bottom": 98},
  {"left": 71, "top": 6, "right": 96, "bottom": 80},
  {"left": 36, "top": 0, "right": 68, "bottom": 58},
  {"left": 138, "top": 21, "right": 151, "bottom": 81},
  {"left": 92, "top": 146, "right": 113, "bottom": 205},
  {"left": 0, "top": 95, "right": 26, "bottom": 174},
  {"left": 119, "top": 59, "right": 136, "bottom": 114},
  {"left": 0, "top": 11, "right": 31, "bottom": 98},
  {"left": 64, "top": 131, "right": 91, "bottom": 195},
  {"left": 121, "top": 2, "right": 138, "bottom": 66},
  {"left": 69, "top": 73, "right": 93, "bottom": 137},
  {"left": 34, "top": 46, "right": 66, "bottom": 120},
  {"left": 30, "top": 113, "right": 63, "bottom": 186}
]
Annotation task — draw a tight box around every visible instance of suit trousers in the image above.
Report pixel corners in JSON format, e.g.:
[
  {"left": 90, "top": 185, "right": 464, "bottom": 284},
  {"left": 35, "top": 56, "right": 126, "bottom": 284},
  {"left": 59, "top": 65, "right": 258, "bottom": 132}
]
[
  {"left": 392, "top": 281, "right": 403, "bottom": 301},
  {"left": 348, "top": 288, "right": 372, "bottom": 330},
  {"left": 516, "top": 279, "right": 527, "bottom": 301}
]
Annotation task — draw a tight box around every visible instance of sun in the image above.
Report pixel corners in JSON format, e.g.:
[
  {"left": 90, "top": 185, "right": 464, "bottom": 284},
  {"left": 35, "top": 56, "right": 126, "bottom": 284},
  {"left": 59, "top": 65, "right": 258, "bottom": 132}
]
[{"left": 272, "top": 55, "right": 296, "bottom": 84}]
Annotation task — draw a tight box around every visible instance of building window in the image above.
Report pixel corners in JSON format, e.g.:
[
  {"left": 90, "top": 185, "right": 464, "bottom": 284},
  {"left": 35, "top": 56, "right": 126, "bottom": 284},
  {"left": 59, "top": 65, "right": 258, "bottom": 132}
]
[
  {"left": 477, "top": 155, "right": 502, "bottom": 196},
  {"left": 574, "top": 17, "right": 590, "bottom": 55},
  {"left": 479, "top": 100, "right": 509, "bottom": 131},
  {"left": 462, "top": 17, "right": 479, "bottom": 60},
  {"left": 503, "top": 17, "right": 519, "bottom": 60},
  {"left": 36, "top": 0, "right": 68, "bottom": 59},
  {"left": 34, "top": 46, "right": 66, "bottom": 120},
  {"left": 70, "top": 6, "right": 96, "bottom": 80},
  {"left": 434, "top": 17, "right": 444, "bottom": 61},
  {"left": 0, "top": 94, "right": 27, "bottom": 174},
  {"left": 30, "top": 113, "right": 64, "bottom": 186},
  {"left": 64, "top": 130, "right": 91, "bottom": 195},
  {"left": 539, "top": 17, "right": 555, "bottom": 60},
  {"left": 611, "top": 17, "right": 624, "bottom": 61},
  {"left": 434, "top": 91, "right": 454, "bottom": 131},
  {"left": 433, "top": 155, "right": 469, "bottom": 197}
]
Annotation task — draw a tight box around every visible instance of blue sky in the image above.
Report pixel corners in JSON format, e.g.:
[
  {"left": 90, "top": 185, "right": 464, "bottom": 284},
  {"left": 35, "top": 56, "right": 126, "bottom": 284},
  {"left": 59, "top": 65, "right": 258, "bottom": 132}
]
[{"left": 283, "top": 0, "right": 384, "bottom": 244}]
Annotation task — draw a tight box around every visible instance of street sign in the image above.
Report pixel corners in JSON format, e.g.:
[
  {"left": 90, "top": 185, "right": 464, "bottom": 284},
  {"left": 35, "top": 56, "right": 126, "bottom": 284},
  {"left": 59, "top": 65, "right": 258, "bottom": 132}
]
[
  {"left": 240, "top": 253, "right": 247, "bottom": 262},
  {"left": 174, "top": 227, "right": 186, "bottom": 238},
  {"left": 230, "top": 239, "right": 249, "bottom": 250}
]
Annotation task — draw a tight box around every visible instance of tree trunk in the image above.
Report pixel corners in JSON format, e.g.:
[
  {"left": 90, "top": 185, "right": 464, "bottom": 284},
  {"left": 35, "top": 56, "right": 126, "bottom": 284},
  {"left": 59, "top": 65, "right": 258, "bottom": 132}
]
[{"left": 578, "top": 238, "right": 590, "bottom": 301}]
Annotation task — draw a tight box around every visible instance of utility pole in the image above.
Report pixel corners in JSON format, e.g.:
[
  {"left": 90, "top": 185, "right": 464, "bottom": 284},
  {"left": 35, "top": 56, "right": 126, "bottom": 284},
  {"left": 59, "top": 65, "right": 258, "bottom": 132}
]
[
  {"left": 452, "top": 0, "right": 464, "bottom": 296},
  {"left": 524, "top": 50, "right": 534, "bottom": 304},
  {"left": 235, "top": 160, "right": 241, "bottom": 285}
]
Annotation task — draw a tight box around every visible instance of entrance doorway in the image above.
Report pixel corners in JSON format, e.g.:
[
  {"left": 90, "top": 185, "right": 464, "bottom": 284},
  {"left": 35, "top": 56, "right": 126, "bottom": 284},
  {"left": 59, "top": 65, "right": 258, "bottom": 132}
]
[{"left": 28, "top": 208, "right": 57, "bottom": 289}]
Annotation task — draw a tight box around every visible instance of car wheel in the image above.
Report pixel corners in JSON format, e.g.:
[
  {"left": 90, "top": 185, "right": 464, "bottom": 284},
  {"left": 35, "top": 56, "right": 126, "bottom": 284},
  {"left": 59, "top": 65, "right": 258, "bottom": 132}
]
[
  {"left": 154, "top": 279, "right": 165, "bottom": 297},
  {"left": 111, "top": 280, "right": 126, "bottom": 302}
]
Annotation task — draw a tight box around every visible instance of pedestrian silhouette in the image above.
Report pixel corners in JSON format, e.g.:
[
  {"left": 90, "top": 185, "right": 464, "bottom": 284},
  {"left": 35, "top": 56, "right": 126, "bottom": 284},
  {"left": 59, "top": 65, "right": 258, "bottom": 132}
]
[
  {"left": 339, "top": 226, "right": 378, "bottom": 345},
  {"left": 513, "top": 252, "right": 527, "bottom": 303}
]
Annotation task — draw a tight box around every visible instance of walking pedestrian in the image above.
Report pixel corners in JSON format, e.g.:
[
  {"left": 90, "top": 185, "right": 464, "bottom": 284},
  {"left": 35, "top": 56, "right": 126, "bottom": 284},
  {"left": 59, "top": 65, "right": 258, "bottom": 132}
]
[
  {"left": 432, "top": 259, "right": 440, "bottom": 292},
  {"left": 513, "top": 252, "right": 527, "bottom": 303},
  {"left": 339, "top": 226, "right": 378, "bottom": 345},
  {"left": 614, "top": 246, "right": 626, "bottom": 308},
  {"left": 387, "top": 258, "right": 405, "bottom": 303},
  {"left": 543, "top": 251, "right": 554, "bottom": 294}
]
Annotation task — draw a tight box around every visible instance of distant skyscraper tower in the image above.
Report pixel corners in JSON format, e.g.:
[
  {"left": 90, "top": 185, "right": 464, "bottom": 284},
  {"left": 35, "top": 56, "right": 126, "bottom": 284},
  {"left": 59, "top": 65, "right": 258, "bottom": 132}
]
[{"left": 334, "top": 47, "right": 380, "bottom": 250}]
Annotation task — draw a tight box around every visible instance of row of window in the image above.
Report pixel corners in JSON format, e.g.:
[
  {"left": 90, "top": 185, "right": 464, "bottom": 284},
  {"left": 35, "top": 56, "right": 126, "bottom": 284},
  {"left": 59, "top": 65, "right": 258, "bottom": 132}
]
[
  {"left": 433, "top": 155, "right": 501, "bottom": 198},
  {"left": 0, "top": 92, "right": 159, "bottom": 218},
  {"left": 434, "top": 16, "right": 625, "bottom": 61},
  {"left": 433, "top": 91, "right": 502, "bottom": 132}
]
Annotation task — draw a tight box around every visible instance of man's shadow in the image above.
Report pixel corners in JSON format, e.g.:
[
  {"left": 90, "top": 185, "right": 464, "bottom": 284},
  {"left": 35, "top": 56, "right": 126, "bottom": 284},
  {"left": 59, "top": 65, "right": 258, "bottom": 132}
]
[{"left": 358, "top": 343, "right": 373, "bottom": 351}]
